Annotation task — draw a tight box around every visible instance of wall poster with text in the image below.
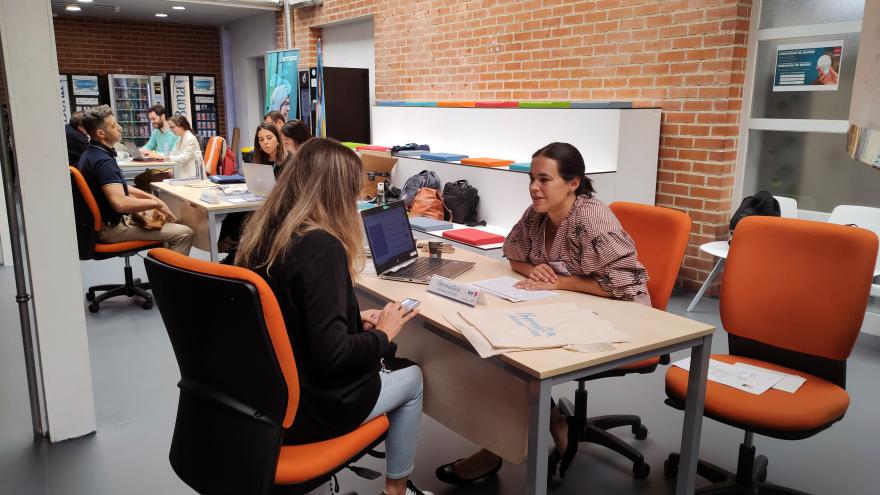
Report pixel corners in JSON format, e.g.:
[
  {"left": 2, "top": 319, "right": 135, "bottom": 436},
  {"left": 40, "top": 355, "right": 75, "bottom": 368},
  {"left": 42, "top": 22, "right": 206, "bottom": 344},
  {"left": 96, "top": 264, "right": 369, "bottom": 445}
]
[
  {"left": 773, "top": 41, "right": 843, "bottom": 92},
  {"left": 265, "top": 49, "right": 299, "bottom": 121},
  {"left": 169, "top": 75, "right": 193, "bottom": 123}
]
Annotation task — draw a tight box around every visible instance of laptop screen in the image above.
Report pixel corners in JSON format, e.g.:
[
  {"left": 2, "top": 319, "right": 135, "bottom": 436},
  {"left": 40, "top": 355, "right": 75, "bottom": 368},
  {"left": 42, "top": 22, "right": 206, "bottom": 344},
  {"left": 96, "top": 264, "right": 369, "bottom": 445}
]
[{"left": 361, "top": 201, "right": 417, "bottom": 273}]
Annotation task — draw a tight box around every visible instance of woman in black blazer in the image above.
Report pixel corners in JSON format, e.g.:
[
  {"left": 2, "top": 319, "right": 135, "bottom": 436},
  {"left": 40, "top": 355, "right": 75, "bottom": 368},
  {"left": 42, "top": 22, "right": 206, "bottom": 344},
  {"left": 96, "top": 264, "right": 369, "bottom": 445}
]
[{"left": 236, "top": 138, "right": 432, "bottom": 495}]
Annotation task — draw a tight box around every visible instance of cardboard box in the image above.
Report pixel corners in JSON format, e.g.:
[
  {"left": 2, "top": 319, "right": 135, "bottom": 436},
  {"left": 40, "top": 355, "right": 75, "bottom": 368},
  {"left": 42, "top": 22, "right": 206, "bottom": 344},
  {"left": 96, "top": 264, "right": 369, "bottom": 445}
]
[{"left": 360, "top": 153, "right": 397, "bottom": 199}]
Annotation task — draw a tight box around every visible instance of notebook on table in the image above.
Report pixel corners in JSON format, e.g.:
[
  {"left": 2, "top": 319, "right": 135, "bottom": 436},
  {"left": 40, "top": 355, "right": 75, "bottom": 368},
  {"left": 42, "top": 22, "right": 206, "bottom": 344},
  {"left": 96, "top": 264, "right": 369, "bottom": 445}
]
[
  {"left": 420, "top": 152, "right": 469, "bottom": 162},
  {"left": 442, "top": 228, "right": 506, "bottom": 246},
  {"left": 509, "top": 163, "right": 531, "bottom": 172},
  {"left": 460, "top": 158, "right": 515, "bottom": 168},
  {"left": 409, "top": 216, "right": 453, "bottom": 232},
  {"left": 361, "top": 201, "right": 474, "bottom": 284}
]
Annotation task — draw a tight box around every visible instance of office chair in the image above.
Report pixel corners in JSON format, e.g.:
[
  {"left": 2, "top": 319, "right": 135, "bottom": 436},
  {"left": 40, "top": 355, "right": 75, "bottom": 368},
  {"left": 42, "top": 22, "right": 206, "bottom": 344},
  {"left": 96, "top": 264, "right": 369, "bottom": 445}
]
[
  {"left": 556, "top": 202, "right": 692, "bottom": 479},
  {"left": 69, "top": 166, "right": 160, "bottom": 313},
  {"left": 664, "top": 216, "right": 878, "bottom": 494},
  {"left": 144, "top": 248, "right": 389, "bottom": 495},
  {"left": 203, "top": 136, "right": 225, "bottom": 176}
]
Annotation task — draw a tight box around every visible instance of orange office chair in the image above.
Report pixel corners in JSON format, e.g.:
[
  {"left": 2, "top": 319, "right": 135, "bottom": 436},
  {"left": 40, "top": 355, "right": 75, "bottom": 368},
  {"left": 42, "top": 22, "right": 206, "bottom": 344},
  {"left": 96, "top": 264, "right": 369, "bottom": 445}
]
[
  {"left": 556, "top": 202, "right": 692, "bottom": 479},
  {"left": 144, "top": 248, "right": 389, "bottom": 494},
  {"left": 69, "top": 166, "right": 161, "bottom": 312},
  {"left": 203, "top": 136, "right": 225, "bottom": 176},
  {"left": 664, "top": 216, "right": 878, "bottom": 494}
]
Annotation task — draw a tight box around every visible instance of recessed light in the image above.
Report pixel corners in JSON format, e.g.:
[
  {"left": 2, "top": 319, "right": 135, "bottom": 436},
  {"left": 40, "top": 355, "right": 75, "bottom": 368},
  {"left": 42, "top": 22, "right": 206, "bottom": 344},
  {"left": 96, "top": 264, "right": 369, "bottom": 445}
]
[
  {"left": 155, "top": 13, "right": 168, "bottom": 17},
  {"left": 65, "top": 5, "right": 82, "bottom": 11},
  {"left": 173, "top": 6, "right": 186, "bottom": 10},
  {"left": 76, "top": 0, "right": 93, "bottom": 3}
]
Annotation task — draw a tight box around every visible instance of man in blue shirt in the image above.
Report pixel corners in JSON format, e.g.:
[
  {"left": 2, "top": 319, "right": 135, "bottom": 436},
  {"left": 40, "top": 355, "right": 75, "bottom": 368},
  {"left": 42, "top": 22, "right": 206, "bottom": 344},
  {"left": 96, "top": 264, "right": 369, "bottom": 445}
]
[
  {"left": 140, "top": 104, "right": 180, "bottom": 157},
  {"left": 78, "top": 105, "right": 193, "bottom": 254}
]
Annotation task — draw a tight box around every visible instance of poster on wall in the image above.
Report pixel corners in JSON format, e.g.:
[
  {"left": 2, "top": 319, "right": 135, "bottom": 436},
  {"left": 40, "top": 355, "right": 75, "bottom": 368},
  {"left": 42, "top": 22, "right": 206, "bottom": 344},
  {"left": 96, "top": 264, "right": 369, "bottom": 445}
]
[
  {"left": 773, "top": 41, "right": 843, "bottom": 92},
  {"left": 192, "top": 76, "right": 215, "bottom": 95},
  {"left": 264, "top": 49, "right": 299, "bottom": 120},
  {"left": 169, "top": 75, "right": 193, "bottom": 123},
  {"left": 71, "top": 75, "right": 99, "bottom": 96},
  {"left": 59, "top": 75, "right": 71, "bottom": 123}
]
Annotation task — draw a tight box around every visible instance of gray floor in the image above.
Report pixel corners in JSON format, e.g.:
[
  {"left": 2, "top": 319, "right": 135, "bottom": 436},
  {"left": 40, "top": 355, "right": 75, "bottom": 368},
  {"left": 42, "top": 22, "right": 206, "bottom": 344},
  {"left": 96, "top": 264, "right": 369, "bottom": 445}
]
[{"left": 1, "top": 254, "right": 879, "bottom": 495}]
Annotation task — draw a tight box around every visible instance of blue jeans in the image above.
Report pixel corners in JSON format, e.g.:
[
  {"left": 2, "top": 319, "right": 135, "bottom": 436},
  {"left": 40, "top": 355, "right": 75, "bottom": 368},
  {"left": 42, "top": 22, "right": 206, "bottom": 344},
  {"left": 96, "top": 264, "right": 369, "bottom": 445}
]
[{"left": 363, "top": 365, "right": 424, "bottom": 479}]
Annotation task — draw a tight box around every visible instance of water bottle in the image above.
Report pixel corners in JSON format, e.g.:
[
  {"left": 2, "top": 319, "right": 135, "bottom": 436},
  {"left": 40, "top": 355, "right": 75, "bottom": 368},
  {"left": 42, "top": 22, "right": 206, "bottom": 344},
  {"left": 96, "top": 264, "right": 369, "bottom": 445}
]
[
  {"left": 376, "top": 181, "right": 386, "bottom": 206},
  {"left": 194, "top": 152, "right": 205, "bottom": 181}
]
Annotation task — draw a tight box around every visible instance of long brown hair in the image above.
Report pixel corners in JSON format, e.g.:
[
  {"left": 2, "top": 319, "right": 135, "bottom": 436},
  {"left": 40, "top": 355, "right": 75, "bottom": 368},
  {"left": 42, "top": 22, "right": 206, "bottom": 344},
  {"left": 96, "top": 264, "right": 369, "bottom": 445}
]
[
  {"left": 253, "top": 123, "right": 287, "bottom": 165},
  {"left": 235, "top": 138, "right": 365, "bottom": 276}
]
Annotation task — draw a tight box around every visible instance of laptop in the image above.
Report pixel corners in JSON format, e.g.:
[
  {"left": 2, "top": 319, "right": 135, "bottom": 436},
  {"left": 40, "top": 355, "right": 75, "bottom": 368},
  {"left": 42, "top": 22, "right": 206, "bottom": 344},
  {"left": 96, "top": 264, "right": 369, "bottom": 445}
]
[
  {"left": 361, "top": 201, "right": 474, "bottom": 284},
  {"left": 123, "top": 141, "right": 162, "bottom": 162},
  {"left": 242, "top": 162, "right": 276, "bottom": 197}
]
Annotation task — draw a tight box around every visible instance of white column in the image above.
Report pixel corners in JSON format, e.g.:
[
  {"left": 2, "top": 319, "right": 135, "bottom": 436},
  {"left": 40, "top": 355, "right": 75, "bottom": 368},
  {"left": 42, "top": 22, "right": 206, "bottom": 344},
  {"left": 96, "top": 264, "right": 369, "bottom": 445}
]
[{"left": 0, "top": 0, "right": 96, "bottom": 441}]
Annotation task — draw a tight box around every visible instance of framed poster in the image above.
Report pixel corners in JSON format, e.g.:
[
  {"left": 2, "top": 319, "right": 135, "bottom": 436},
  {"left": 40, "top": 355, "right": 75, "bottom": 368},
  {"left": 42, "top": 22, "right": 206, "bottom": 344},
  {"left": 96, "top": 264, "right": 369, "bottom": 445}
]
[
  {"left": 71, "top": 75, "right": 99, "bottom": 96},
  {"left": 192, "top": 76, "right": 215, "bottom": 95},
  {"left": 264, "top": 49, "right": 299, "bottom": 120},
  {"left": 773, "top": 41, "right": 843, "bottom": 92}
]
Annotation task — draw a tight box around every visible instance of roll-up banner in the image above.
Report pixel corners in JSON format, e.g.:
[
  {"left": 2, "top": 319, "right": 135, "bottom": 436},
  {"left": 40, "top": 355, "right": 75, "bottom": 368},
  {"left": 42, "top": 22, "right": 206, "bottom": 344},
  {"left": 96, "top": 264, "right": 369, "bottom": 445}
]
[
  {"left": 59, "top": 75, "right": 71, "bottom": 123},
  {"left": 170, "top": 75, "right": 192, "bottom": 123},
  {"left": 265, "top": 49, "right": 299, "bottom": 120}
]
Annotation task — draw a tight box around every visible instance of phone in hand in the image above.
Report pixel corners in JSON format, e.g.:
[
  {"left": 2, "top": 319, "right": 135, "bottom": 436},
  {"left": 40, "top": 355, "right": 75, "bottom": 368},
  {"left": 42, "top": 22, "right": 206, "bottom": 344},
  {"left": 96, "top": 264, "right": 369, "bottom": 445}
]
[{"left": 401, "top": 298, "right": 420, "bottom": 317}]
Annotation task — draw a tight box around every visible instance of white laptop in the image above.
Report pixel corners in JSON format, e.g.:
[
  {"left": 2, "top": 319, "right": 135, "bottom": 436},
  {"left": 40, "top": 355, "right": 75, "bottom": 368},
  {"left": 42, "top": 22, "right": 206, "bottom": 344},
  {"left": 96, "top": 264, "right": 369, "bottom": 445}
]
[{"left": 242, "top": 163, "right": 276, "bottom": 197}]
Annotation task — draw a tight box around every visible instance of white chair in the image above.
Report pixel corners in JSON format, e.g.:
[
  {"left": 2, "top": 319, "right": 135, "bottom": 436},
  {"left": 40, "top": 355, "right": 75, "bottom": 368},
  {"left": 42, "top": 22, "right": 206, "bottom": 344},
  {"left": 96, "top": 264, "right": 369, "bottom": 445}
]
[
  {"left": 687, "top": 196, "right": 798, "bottom": 312},
  {"left": 827, "top": 205, "right": 880, "bottom": 298}
]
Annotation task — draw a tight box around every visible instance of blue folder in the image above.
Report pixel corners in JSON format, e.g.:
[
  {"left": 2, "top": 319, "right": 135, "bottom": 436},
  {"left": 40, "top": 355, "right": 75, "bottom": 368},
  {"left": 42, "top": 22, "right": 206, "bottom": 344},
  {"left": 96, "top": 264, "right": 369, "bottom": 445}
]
[
  {"left": 509, "top": 163, "right": 531, "bottom": 172},
  {"left": 420, "top": 152, "right": 469, "bottom": 162},
  {"left": 409, "top": 216, "right": 453, "bottom": 232},
  {"left": 209, "top": 174, "right": 245, "bottom": 184}
]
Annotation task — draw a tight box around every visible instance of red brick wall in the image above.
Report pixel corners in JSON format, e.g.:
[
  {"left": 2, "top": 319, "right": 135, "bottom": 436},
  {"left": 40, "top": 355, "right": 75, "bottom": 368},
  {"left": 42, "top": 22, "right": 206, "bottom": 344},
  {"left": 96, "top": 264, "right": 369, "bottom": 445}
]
[
  {"left": 53, "top": 17, "right": 226, "bottom": 137},
  {"left": 283, "top": 0, "right": 752, "bottom": 292}
]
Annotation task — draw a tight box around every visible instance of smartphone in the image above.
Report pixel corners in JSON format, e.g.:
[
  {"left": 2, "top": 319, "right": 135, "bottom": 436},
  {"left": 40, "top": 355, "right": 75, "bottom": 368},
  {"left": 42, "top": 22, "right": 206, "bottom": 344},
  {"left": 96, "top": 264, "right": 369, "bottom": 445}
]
[{"left": 401, "top": 298, "right": 420, "bottom": 316}]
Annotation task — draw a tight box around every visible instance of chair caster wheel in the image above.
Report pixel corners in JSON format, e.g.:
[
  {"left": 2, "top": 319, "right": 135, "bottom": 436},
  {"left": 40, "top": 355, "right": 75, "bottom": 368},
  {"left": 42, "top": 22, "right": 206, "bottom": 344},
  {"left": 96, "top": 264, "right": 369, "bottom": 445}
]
[
  {"left": 142, "top": 299, "right": 154, "bottom": 310},
  {"left": 664, "top": 458, "right": 679, "bottom": 479},
  {"left": 88, "top": 302, "right": 100, "bottom": 313},
  {"left": 85, "top": 292, "right": 95, "bottom": 302},
  {"left": 632, "top": 423, "right": 648, "bottom": 440},
  {"left": 633, "top": 461, "right": 650, "bottom": 479}
]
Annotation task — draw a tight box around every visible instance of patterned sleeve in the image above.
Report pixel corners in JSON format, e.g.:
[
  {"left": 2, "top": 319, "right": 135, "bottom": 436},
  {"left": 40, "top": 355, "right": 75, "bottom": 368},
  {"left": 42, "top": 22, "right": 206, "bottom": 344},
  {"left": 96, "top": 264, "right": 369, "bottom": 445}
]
[
  {"left": 503, "top": 208, "right": 536, "bottom": 262},
  {"left": 579, "top": 231, "right": 649, "bottom": 302}
]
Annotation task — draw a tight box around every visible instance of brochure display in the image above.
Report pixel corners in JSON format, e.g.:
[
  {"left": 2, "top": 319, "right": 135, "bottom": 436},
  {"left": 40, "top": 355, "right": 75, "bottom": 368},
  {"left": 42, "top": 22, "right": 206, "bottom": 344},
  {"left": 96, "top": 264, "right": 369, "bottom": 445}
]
[{"left": 773, "top": 41, "right": 844, "bottom": 92}]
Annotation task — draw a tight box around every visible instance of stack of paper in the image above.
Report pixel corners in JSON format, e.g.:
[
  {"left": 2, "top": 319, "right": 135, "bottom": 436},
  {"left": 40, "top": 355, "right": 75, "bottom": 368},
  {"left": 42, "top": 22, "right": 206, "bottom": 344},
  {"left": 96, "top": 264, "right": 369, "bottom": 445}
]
[
  {"left": 471, "top": 276, "right": 557, "bottom": 302},
  {"left": 673, "top": 358, "right": 807, "bottom": 395},
  {"left": 445, "top": 302, "right": 630, "bottom": 358}
]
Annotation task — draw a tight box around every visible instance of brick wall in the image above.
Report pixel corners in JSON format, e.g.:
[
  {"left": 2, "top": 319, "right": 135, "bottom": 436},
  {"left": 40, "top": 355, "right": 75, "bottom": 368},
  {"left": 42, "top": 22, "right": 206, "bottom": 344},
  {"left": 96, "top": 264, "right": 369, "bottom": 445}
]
[
  {"left": 283, "top": 0, "right": 752, "bottom": 292},
  {"left": 54, "top": 16, "right": 226, "bottom": 137}
]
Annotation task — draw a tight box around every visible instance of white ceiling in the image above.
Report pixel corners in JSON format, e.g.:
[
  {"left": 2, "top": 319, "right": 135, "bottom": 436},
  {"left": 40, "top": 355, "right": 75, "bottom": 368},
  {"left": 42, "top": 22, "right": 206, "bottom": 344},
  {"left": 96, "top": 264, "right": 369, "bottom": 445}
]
[{"left": 51, "top": 0, "right": 281, "bottom": 26}]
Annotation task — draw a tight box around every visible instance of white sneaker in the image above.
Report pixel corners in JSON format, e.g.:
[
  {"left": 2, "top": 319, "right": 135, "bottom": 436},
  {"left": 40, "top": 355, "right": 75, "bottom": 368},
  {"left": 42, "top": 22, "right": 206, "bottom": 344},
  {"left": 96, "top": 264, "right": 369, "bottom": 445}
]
[{"left": 380, "top": 480, "right": 433, "bottom": 495}]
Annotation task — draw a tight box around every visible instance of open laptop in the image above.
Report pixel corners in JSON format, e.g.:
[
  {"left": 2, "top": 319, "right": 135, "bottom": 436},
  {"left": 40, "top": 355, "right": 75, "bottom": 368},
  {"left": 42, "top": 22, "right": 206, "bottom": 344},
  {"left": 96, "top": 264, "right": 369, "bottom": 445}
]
[
  {"left": 362, "top": 201, "right": 474, "bottom": 284},
  {"left": 123, "top": 141, "right": 162, "bottom": 162},
  {"left": 242, "top": 162, "right": 276, "bottom": 197}
]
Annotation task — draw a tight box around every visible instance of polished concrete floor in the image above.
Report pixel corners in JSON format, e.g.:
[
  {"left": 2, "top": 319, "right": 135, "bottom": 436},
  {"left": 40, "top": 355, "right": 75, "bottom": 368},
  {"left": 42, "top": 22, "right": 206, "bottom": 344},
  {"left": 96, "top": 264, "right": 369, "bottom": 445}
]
[{"left": 1, "top": 253, "right": 879, "bottom": 495}]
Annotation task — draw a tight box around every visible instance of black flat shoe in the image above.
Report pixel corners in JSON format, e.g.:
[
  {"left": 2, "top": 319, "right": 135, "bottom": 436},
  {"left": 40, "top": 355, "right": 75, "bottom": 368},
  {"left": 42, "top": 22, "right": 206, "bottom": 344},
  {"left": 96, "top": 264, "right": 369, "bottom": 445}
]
[
  {"left": 435, "top": 457, "right": 503, "bottom": 485},
  {"left": 548, "top": 450, "right": 560, "bottom": 484}
]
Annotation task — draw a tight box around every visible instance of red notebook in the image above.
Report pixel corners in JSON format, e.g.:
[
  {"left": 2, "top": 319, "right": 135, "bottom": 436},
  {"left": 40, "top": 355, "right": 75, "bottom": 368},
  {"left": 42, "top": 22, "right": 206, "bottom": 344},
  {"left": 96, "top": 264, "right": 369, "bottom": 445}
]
[
  {"left": 356, "top": 145, "right": 391, "bottom": 152},
  {"left": 442, "top": 228, "right": 505, "bottom": 246}
]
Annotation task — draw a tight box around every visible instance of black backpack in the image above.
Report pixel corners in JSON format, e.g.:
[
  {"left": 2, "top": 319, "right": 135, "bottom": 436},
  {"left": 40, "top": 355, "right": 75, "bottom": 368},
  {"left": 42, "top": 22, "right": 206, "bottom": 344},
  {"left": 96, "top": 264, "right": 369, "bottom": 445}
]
[
  {"left": 402, "top": 170, "right": 441, "bottom": 207},
  {"left": 443, "top": 180, "right": 480, "bottom": 225},
  {"left": 729, "top": 191, "right": 780, "bottom": 233}
]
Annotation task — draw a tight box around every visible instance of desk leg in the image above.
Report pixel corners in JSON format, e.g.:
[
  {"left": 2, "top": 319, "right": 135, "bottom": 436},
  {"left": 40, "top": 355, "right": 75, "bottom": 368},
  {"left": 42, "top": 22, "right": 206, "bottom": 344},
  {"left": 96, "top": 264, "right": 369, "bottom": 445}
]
[
  {"left": 525, "top": 379, "right": 552, "bottom": 495},
  {"left": 208, "top": 211, "right": 221, "bottom": 262},
  {"left": 676, "top": 335, "right": 712, "bottom": 495}
]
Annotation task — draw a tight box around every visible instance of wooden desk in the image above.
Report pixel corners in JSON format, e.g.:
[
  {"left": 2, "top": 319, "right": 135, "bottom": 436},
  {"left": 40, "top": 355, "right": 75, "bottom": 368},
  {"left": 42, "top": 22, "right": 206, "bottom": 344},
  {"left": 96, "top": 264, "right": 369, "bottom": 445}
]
[
  {"left": 355, "top": 248, "right": 713, "bottom": 495},
  {"left": 151, "top": 181, "right": 262, "bottom": 261}
]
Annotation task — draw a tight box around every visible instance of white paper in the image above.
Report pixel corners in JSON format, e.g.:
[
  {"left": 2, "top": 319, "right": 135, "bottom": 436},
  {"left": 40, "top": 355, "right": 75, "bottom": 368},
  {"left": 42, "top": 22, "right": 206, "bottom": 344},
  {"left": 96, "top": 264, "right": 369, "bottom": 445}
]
[
  {"left": 733, "top": 363, "right": 807, "bottom": 394},
  {"left": 471, "top": 276, "right": 558, "bottom": 302},
  {"left": 673, "top": 358, "right": 786, "bottom": 395}
]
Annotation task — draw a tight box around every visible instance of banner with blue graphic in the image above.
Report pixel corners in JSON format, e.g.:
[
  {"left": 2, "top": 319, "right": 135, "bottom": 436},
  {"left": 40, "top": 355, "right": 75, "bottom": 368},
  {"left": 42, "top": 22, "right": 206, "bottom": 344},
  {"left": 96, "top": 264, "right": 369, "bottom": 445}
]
[
  {"left": 265, "top": 49, "right": 300, "bottom": 119},
  {"left": 773, "top": 41, "right": 843, "bottom": 92}
]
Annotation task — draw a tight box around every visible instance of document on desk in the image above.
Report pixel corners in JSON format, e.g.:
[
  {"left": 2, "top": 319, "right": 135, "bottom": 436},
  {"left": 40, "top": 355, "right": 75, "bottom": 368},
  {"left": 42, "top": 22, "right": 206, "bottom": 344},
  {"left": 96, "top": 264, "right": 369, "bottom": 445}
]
[
  {"left": 471, "top": 276, "right": 558, "bottom": 302},
  {"left": 672, "top": 358, "right": 791, "bottom": 395}
]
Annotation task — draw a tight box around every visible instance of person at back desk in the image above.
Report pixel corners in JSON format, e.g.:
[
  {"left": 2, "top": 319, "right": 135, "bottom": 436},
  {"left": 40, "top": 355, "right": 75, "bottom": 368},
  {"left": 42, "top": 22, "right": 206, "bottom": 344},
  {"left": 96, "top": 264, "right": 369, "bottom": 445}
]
[
  {"left": 140, "top": 104, "right": 179, "bottom": 158},
  {"left": 65, "top": 111, "right": 89, "bottom": 165},
  {"left": 77, "top": 105, "right": 193, "bottom": 254}
]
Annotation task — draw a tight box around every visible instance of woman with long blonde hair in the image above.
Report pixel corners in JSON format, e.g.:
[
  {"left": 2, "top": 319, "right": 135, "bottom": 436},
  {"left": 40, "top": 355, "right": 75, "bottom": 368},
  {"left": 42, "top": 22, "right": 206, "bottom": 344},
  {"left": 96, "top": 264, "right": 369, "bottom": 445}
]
[{"left": 236, "top": 138, "right": 432, "bottom": 495}]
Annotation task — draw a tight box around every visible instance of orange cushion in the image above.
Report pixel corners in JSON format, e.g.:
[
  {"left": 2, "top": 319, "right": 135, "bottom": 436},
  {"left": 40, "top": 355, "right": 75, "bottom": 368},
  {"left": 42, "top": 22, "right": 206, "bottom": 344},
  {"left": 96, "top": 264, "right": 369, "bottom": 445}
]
[
  {"left": 665, "top": 355, "right": 849, "bottom": 433},
  {"left": 94, "top": 240, "right": 163, "bottom": 254},
  {"left": 460, "top": 157, "right": 515, "bottom": 167},
  {"left": 616, "top": 356, "right": 660, "bottom": 372},
  {"left": 275, "top": 416, "right": 389, "bottom": 485}
]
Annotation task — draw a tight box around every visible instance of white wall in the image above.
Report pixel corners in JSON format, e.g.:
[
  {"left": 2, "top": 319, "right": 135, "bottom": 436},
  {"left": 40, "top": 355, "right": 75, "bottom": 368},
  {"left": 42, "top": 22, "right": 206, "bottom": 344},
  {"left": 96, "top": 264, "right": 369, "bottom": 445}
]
[
  {"left": 0, "top": 0, "right": 96, "bottom": 441},
  {"left": 226, "top": 12, "right": 277, "bottom": 151},
  {"left": 322, "top": 18, "right": 376, "bottom": 105}
]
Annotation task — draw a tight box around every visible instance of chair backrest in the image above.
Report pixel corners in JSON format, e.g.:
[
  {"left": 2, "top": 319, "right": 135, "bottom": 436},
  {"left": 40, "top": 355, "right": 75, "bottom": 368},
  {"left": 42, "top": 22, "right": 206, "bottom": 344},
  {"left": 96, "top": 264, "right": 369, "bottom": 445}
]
[
  {"left": 721, "top": 217, "right": 877, "bottom": 384},
  {"left": 827, "top": 205, "right": 880, "bottom": 275},
  {"left": 68, "top": 166, "right": 102, "bottom": 259},
  {"left": 144, "top": 248, "right": 299, "bottom": 495},
  {"left": 609, "top": 202, "right": 692, "bottom": 311},
  {"left": 774, "top": 195, "right": 798, "bottom": 219},
  {"left": 203, "top": 136, "right": 225, "bottom": 176}
]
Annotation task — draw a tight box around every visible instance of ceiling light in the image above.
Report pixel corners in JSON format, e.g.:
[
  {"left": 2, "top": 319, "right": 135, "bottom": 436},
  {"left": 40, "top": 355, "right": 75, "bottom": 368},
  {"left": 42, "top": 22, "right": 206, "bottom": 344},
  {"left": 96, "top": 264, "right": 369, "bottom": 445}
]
[
  {"left": 155, "top": 13, "right": 168, "bottom": 17},
  {"left": 76, "top": 0, "right": 93, "bottom": 3},
  {"left": 65, "top": 5, "right": 82, "bottom": 11},
  {"left": 173, "top": 6, "right": 186, "bottom": 10}
]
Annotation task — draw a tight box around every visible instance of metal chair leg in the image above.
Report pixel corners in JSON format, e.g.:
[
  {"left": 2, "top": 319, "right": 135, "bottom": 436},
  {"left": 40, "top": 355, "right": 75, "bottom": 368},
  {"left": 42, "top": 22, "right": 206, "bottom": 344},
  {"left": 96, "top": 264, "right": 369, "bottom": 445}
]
[{"left": 687, "top": 258, "right": 725, "bottom": 312}]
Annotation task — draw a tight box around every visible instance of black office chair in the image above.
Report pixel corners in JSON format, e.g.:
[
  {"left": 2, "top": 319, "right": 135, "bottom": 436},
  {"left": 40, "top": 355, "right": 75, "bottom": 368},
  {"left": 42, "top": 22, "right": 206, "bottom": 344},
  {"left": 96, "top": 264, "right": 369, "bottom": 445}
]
[
  {"left": 69, "top": 166, "right": 159, "bottom": 312},
  {"left": 144, "top": 248, "right": 389, "bottom": 494}
]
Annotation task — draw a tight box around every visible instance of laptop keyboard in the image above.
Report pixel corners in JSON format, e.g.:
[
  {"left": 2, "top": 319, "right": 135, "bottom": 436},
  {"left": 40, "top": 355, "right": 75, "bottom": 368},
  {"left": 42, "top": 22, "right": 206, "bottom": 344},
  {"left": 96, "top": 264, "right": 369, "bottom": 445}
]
[{"left": 391, "top": 257, "right": 454, "bottom": 279}]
